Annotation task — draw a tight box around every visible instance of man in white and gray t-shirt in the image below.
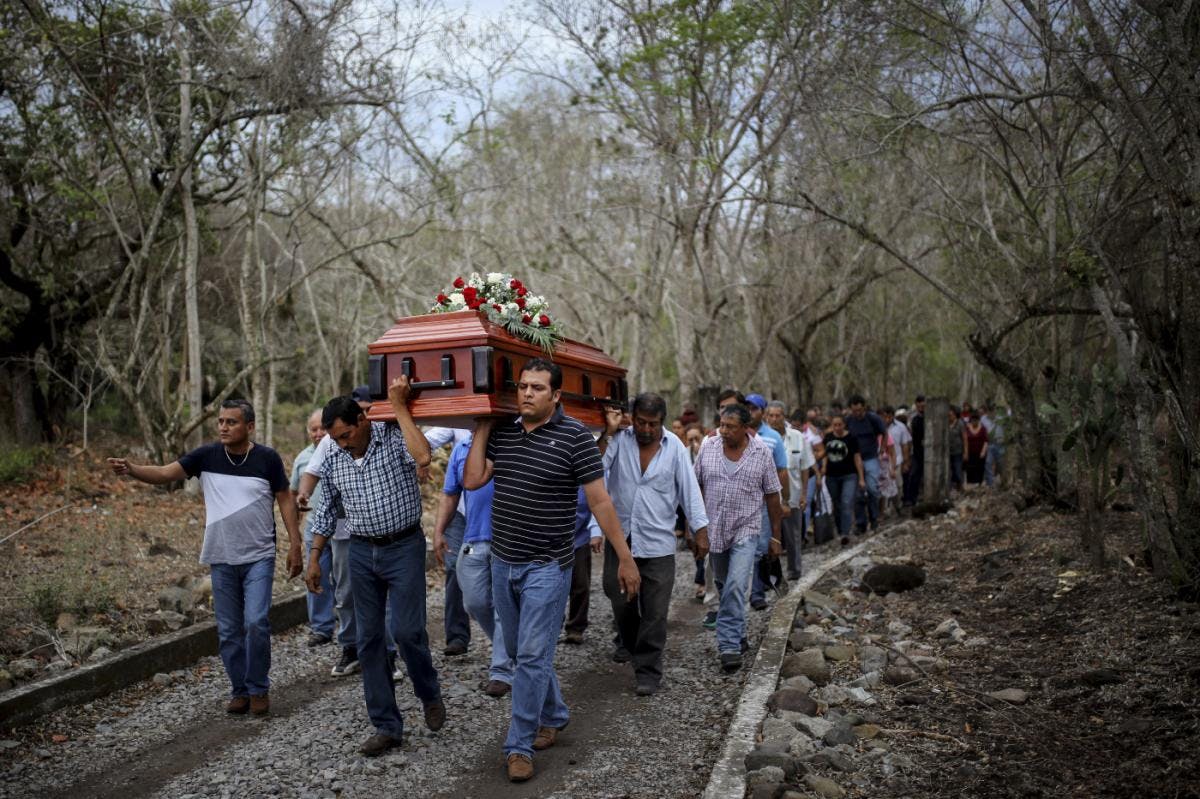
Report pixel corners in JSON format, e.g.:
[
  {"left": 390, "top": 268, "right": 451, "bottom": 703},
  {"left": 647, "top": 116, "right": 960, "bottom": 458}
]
[{"left": 109, "top": 399, "right": 301, "bottom": 716}]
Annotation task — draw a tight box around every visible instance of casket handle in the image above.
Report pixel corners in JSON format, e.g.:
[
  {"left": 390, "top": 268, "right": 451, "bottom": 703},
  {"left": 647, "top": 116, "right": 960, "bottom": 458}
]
[{"left": 400, "top": 355, "right": 459, "bottom": 390}]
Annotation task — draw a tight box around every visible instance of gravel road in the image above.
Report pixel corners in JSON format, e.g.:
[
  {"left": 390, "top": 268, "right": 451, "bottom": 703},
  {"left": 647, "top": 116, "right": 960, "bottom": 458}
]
[{"left": 1, "top": 546, "right": 787, "bottom": 799}]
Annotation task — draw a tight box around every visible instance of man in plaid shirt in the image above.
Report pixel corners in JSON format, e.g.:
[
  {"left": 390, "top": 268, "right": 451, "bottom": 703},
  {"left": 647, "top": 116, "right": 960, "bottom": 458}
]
[
  {"left": 305, "top": 377, "right": 443, "bottom": 757},
  {"left": 693, "top": 403, "right": 783, "bottom": 673}
]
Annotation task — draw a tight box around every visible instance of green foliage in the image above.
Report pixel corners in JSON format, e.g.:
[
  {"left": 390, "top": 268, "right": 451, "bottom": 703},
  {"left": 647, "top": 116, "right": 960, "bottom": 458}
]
[
  {"left": 21, "top": 568, "right": 121, "bottom": 627},
  {"left": 25, "top": 581, "right": 65, "bottom": 627},
  {"left": 0, "top": 445, "right": 50, "bottom": 483}
]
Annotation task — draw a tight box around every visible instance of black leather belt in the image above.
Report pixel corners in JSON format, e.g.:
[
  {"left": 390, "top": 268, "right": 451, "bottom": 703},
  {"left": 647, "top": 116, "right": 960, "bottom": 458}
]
[{"left": 353, "top": 523, "right": 421, "bottom": 546}]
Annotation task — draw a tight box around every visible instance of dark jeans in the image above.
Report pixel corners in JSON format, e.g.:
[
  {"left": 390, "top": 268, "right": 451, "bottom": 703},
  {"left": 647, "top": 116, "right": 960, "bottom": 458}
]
[
  {"left": 565, "top": 543, "right": 591, "bottom": 634},
  {"left": 693, "top": 556, "right": 706, "bottom": 586},
  {"left": 903, "top": 458, "right": 924, "bottom": 506},
  {"left": 442, "top": 513, "right": 471, "bottom": 648},
  {"left": 949, "top": 454, "right": 964, "bottom": 489},
  {"left": 349, "top": 534, "right": 441, "bottom": 740},
  {"left": 603, "top": 543, "right": 676, "bottom": 688}
]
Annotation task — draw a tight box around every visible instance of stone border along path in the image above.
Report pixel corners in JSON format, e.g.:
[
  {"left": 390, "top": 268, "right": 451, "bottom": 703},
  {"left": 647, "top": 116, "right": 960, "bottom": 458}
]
[
  {"left": 0, "top": 592, "right": 309, "bottom": 728},
  {"left": 701, "top": 532, "right": 890, "bottom": 799}
]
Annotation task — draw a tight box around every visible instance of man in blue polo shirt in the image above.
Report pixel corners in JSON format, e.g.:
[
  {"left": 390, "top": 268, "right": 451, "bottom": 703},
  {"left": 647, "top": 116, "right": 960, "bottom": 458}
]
[
  {"left": 846, "top": 394, "right": 888, "bottom": 533},
  {"left": 434, "top": 432, "right": 514, "bottom": 697},
  {"left": 743, "top": 393, "right": 789, "bottom": 610}
]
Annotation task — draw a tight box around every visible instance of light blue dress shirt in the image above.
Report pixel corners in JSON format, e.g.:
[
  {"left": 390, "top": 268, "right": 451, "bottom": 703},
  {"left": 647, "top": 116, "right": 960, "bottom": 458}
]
[{"left": 602, "top": 428, "right": 709, "bottom": 558}]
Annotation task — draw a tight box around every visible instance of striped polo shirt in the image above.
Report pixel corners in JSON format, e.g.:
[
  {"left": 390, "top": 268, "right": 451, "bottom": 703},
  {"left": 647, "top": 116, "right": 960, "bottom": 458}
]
[{"left": 486, "top": 406, "right": 604, "bottom": 567}]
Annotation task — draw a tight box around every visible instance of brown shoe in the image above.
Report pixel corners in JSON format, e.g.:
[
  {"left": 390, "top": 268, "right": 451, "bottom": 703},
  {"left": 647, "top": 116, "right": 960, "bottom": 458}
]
[
  {"left": 532, "top": 722, "right": 567, "bottom": 751},
  {"left": 423, "top": 699, "right": 446, "bottom": 732},
  {"left": 226, "top": 696, "right": 250, "bottom": 714},
  {"left": 506, "top": 753, "right": 533, "bottom": 782},
  {"left": 249, "top": 694, "right": 269, "bottom": 716},
  {"left": 484, "top": 679, "right": 512, "bottom": 698},
  {"left": 359, "top": 733, "right": 402, "bottom": 757},
  {"left": 562, "top": 630, "right": 584, "bottom": 645}
]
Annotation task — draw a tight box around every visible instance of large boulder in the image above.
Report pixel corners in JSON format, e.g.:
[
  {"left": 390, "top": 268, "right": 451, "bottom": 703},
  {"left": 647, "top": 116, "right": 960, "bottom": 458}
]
[{"left": 862, "top": 564, "right": 926, "bottom": 595}]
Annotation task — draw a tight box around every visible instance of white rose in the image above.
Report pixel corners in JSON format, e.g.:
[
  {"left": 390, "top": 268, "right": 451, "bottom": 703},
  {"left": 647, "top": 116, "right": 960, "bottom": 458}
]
[
  {"left": 449, "top": 292, "right": 464, "bottom": 306},
  {"left": 486, "top": 272, "right": 505, "bottom": 285},
  {"left": 505, "top": 302, "right": 519, "bottom": 313}
]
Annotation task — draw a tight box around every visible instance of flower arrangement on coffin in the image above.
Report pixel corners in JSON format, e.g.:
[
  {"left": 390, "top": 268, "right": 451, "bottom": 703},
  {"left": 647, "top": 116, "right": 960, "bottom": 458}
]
[{"left": 431, "top": 272, "right": 563, "bottom": 353}]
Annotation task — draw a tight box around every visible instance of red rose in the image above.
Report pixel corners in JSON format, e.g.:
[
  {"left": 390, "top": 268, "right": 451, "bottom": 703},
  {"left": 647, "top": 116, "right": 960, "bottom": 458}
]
[
  {"left": 521, "top": 314, "right": 532, "bottom": 325},
  {"left": 453, "top": 277, "right": 465, "bottom": 289},
  {"left": 538, "top": 314, "right": 550, "bottom": 327},
  {"left": 510, "top": 279, "right": 522, "bottom": 289},
  {"left": 515, "top": 297, "right": 526, "bottom": 309},
  {"left": 462, "top": 286, "right": 477, "bottom": 302},
  {"left": 516, "top": 287, "right": 527, "bottom": 297},
  {"left": 436, "top": 293, "right": 449, "bottom": 305}
]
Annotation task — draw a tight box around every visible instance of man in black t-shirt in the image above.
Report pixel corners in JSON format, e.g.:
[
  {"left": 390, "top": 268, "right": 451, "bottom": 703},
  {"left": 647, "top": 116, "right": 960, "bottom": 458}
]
[
  {"left": 108, "top": 400, "right": 302, "bottom": 716},
  {"left": 465, "top": 358, "right": 640, "bottom": 784}
]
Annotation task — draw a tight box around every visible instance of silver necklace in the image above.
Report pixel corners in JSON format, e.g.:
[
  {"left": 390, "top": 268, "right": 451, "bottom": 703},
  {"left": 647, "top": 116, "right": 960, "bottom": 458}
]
[{"left": 224, "top": 443, "right": 252, "bottom": 466}]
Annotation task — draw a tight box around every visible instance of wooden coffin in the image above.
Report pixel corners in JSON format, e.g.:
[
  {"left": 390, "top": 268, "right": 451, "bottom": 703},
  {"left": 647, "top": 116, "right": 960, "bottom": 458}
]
[{"left": 363, "top": 310, "right": 628, "bottom": 430}]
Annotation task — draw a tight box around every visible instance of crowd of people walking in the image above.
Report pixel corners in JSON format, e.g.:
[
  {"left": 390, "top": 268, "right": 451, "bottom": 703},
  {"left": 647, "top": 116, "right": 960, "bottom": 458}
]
[{"left": 106, "top": 364, "right": 1005, "bottom": 784}]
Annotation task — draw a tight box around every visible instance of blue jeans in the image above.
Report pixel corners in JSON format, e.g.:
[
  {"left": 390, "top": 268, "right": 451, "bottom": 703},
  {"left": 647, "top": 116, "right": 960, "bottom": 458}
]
[
  {"left": 827, "top": 474, "right": 858, "bottom": 535},
  {"left": 456, "top": 540, "right": 514, "bottom": 683},
  {"left": 304, "top": 537, "right": 335, "bottom": 637},
  {"left": 442, "top": 514, "right": 471, "bottom": 648},
  {"left": 210, "top": 557, "right": 274, "bottom": 697},
  {"left": 985, "top": 444, "right": 1003, "bottom": 487},
  {"left": 492, "top": 558, "right": 572, "bottom": 758},
  {"left": 854, "top": 457, "right": 881, "bottom": 530},
  {"left": 349, "top": 534, "right": 441, "bottom": 739},
  {"left": 709, "top": 535, "right": 757, "bottom": 654},
  {"left": 329, "top": 537, "right": 357, "bottom": 651},
  {"left": 750, "top": 505, "right": 772, "bottom": 604}
]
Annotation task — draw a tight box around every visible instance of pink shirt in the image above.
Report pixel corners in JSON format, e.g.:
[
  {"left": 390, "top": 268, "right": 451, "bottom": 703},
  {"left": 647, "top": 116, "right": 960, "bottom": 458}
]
[{"left": 693, "top": 433, "right": 782, "bottom": 553}]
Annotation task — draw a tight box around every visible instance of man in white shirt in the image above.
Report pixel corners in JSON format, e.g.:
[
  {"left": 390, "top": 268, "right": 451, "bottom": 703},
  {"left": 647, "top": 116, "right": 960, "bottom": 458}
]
[
  {"left": 882, "top": 406, "right": 912, "bottom": 516},
  {"left": 766, "top": 402, "right": 814, "bottom": 580}
]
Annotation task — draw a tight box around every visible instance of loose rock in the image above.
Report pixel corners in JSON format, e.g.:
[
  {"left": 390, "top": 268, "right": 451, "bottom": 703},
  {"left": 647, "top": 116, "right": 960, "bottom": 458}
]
[
  {"left": 781, "top": 648, "right": 830, "bottom": 686},
  {"left": 987, "top": 688, "right": 1028, "bottom": 704},
  {"left": 768, "top": 689, "right": 817, "bottom": 716},
  {"left": 804, "top": 773, "right": 847, "bottom": 798}
]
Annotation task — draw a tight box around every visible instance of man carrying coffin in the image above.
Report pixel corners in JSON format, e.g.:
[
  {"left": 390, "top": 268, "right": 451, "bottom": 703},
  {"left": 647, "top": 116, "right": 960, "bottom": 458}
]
[
  {"left": 464, "top": 357, "right": 641, "bottom": 783},
  {"left": 304, "top": 377, "right": 444, "bottom": 757}
]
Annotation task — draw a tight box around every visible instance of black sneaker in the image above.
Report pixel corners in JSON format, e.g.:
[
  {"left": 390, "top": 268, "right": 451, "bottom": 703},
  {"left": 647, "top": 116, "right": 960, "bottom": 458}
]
[
  {"left": 751, "top": 598, "right": 768, "bottom": 611},
  {"left": 612, "top": 645, "right": 631, "bottom": 663},
  {"left": 635, "top": 680, "right": 660, "bottom": 697},
  {"left": 331, "top": 650, "right": 359, "bottom": 677},
  {"left": 443, "top": 640, "right": 468, "bottom": 657},
  {"left": 702, "top": 611, "right": 718, "bottom": 629},
  {"left": 307, "top": 632, "right": 332, "bottom": 647},
  {"left": 720, "top": 652, "right": 743, "bottom": 673}
]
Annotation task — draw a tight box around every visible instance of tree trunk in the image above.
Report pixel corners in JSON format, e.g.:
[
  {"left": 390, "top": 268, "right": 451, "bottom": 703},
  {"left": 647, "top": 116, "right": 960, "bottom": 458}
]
[{"left": 176, "top": 22, "right": 202, "bottom": 491}]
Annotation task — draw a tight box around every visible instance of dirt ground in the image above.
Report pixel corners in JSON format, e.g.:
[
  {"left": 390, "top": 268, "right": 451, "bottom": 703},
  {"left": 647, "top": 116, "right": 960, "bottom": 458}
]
[
  {"left": 816, "top": 492, "right": 1200, "bottom": 798},
  {"left": 0, "top": 438, "right": 447, "bottom": 681}
]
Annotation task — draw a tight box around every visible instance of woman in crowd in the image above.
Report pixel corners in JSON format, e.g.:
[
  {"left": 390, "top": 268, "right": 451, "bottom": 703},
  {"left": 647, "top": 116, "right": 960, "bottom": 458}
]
[
  {"left": 948, "top": 405, "right": 965, "bottom": 490},
  {"left": 819, "top": 414, "right": 864, "bottom": 545},
  {"left": 962, "top": 410, "right": 989, "bottom": 488}
]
